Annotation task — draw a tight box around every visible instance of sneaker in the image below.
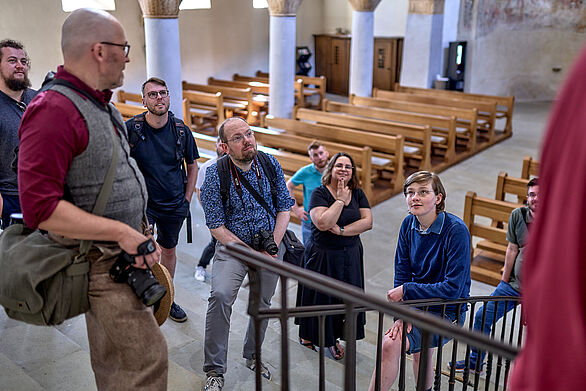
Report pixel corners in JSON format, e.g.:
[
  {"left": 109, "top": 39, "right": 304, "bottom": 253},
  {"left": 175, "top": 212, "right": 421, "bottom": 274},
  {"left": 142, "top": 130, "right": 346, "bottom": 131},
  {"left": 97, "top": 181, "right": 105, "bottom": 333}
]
[
  {"left": 169, "top": 302, "right": 187, "bottom": 323},
  {"left": 204, "top": 373, "right": 224, "bottom": 391},
  {"left": 195, "top": 266, "right": 206, "bottom": 281},
  {"left": 245, "top": 354, "right": 272, "bottom": 380},
  {"left": 449, "top": 359, "right": 484, "bottom": 373}
]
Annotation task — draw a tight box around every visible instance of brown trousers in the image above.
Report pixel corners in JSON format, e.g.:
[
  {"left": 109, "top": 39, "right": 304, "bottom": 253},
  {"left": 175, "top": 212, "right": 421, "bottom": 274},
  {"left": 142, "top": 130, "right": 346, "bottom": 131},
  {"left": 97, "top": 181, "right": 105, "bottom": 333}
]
[{"left": 85, "top": 252, "right": 168, "bottom": 390}]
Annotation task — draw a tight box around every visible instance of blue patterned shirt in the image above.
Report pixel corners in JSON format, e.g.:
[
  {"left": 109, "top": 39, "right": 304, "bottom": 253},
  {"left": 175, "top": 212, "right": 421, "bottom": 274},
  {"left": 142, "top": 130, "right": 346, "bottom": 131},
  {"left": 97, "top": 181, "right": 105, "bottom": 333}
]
[{"left": 201, "top": 153, "right": 294, "bottom": 245}]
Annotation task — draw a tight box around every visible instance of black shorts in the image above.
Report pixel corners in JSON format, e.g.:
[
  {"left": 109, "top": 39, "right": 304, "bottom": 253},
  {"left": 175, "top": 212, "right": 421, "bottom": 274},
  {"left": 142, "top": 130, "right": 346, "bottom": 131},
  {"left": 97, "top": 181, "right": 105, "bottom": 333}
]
[{"left": 146, "top": 202, "right": 189, "bottom": 249}]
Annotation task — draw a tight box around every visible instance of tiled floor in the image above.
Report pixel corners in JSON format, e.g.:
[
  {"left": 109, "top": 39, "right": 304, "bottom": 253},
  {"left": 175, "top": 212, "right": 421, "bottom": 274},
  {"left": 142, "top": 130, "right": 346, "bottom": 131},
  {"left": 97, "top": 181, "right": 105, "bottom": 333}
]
[{"left": 0, "top": 101, "right": 551, "bottom": 390}]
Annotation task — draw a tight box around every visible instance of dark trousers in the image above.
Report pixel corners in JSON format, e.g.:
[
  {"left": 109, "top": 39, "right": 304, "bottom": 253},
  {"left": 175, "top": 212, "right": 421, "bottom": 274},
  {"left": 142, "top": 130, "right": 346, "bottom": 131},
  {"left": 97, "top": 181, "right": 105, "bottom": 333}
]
[
  {"left": 1, "top": 193, "right": 21, "bottom": 229},
  {"left": 197, "top": 236, "right": 217, "bottom": 268}
]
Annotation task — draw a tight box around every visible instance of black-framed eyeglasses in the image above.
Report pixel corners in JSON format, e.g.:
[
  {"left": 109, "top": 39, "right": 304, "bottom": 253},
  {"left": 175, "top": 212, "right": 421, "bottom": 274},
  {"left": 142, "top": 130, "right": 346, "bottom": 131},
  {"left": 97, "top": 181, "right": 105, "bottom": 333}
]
[
  {"left": 146, "top": 90, "right": 169, "bottom": 99},
  {"left": 100, "top": 41, "right": 130, "bottom": 57},
  {"left": 404, "top": 189, "right": 434, "bottom": 198}
]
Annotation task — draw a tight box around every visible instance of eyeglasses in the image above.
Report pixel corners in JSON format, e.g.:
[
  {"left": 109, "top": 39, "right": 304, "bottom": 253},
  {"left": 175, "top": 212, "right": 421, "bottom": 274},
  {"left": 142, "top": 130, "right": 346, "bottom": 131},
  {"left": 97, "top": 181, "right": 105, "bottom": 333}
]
[
  {"left": 100, "top": 41, "right": 130, "bottom": 57},
  {"left": 334, "top": 163, "right": 353, "bottom": 170},
  {"left": 145, "top": 90, "right": 169, "bottom": 99},
  {"left": 226, "top": 129, "right": 254, "bottom": 144},
  {"left": 404, "top": 189, "right": 434, "bottom": 198},
  {"left": 5, "top": 57, "right": 29, "bottom": 67}
]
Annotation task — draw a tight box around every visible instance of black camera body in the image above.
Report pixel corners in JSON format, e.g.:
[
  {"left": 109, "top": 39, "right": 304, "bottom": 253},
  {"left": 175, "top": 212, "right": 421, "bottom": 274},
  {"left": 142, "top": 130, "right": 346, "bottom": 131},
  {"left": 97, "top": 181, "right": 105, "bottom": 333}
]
[
  {"left": 109, "top": 251, "right": 166, "bottom": 307},
  {"left": 251, "top": 229, "right": 278, "bottom": 255}
]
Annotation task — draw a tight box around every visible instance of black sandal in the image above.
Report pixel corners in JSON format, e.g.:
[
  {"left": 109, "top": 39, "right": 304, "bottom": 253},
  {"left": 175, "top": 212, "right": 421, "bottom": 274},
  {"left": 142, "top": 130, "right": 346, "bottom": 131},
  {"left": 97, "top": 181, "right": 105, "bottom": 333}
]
[
  {"left": 299, "top": 338, "right": 316, "bottom": 351},
  {"left": 328, "top": 340, "right": 344, "bottom": 360}
]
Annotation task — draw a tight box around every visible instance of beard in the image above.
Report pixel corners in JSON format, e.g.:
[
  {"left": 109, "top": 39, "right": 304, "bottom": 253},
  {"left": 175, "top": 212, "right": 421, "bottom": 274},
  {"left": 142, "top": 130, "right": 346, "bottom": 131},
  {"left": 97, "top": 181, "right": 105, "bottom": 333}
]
[
  {"left": 233, "top": 145, "right": 257, "bottom": 165},
  {"left": 148, "top": 103, "right": 169, "bottom": 116},
  {"left": 4, "top": 74, "right": 31, "bottom": 91}
]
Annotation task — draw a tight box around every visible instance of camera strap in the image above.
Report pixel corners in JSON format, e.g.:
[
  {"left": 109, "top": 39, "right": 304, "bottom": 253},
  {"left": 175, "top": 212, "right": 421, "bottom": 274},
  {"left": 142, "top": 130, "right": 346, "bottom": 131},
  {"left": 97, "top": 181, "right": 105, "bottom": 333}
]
[{"left": 228, "top": 158, "right": 276, "bottom": 227}]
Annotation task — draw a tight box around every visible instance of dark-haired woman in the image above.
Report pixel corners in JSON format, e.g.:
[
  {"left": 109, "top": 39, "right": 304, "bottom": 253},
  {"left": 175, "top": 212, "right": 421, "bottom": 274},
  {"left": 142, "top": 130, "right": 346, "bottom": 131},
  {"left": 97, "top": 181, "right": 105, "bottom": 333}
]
[{"left": 296, "top": 152, "right": 373, "bottom": 360}]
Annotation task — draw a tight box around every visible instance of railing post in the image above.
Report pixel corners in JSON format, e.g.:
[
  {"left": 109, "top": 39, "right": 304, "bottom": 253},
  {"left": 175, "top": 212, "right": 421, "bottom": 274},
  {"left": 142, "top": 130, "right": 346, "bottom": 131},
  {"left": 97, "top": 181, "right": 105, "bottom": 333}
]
[
  {"left": 374, "top": 312, "right": 385, "bottom": 391},
  {"left": 280, "top": 276, "right": 290, "bottom": 391},
  {"left": 247, "top": 266, "right": 263, "bottom": 390},
  {"left": 318, "top": 315, "right": 326, "bottom": 391},
  {"left": 399, "top": 324, "right": 407, "bottom": 391},
  {"left": 416, "top": 331, "right": 431, "bottom": 391},
  {"left": 344, "top": 303, "right": 357, "bottom": 391}
]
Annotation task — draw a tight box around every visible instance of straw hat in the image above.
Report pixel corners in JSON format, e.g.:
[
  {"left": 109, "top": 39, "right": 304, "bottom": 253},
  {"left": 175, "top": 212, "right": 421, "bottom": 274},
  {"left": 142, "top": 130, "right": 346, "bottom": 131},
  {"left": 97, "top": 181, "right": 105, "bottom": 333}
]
[{"left": 151, "top": 262, "right": 174, "bottom": 326}]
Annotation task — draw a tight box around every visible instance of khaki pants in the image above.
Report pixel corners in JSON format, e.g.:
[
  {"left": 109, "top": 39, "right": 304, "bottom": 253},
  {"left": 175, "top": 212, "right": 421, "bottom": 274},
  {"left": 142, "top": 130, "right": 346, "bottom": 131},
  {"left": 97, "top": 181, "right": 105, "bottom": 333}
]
[{"left": 85, "top": 252, "right": 168, "bottom": 391}]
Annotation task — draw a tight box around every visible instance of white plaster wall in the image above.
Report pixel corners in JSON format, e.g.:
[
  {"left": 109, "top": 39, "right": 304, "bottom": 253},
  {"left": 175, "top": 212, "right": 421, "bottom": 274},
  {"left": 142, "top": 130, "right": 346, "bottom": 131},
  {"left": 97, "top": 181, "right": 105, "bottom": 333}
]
[
  {"left": 374, "top": 0, "right": 408, "bottom": 37},
  {"left": 178, "top": 0, "right": 270, "bottom": 84},
  {"left": 468, "top": 30, "right": 586, "bottom": 100},
  {"left": 323, "top": 0, "right": 353, "bottom": 34}
]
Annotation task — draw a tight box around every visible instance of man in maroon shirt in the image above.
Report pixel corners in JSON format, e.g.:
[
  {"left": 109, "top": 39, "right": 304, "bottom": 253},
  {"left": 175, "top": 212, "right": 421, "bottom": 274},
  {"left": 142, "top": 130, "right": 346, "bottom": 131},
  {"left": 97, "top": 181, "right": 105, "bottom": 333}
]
[{"left": 18, "top": 8, "right": 167, "bottom": 391}]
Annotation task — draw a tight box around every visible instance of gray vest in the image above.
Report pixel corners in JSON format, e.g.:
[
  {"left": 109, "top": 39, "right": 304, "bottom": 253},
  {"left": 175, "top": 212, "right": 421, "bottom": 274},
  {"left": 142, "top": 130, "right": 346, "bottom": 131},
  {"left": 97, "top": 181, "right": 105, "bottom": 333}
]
[{"left": 49, "top": 84, "right": 147, "bottom": 231}]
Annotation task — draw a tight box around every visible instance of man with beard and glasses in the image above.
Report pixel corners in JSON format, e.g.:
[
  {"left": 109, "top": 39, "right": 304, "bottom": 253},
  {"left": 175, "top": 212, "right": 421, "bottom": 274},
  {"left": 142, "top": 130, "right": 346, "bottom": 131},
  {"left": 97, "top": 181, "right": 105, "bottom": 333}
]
[
  {"left": 286, "top": 140, "right": 329, "bottom": 245},
  {"left": 200, "top": 117, "right": 293, "bottom": 391},
  {"left": 125, "top": 77, "right": 199, "bottom": 323},
  {"left": 0, "top": 39, "right": 36, "bottom": 228}
]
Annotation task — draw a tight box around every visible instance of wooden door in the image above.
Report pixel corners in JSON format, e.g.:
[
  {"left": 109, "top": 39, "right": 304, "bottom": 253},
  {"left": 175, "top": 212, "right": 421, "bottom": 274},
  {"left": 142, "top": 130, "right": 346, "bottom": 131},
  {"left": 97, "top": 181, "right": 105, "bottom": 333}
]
[
  {"left": 373, "top": 38, "right": 395, "bottom": 91},
  {"left": 329, "top": 38, "right": 350, "bottom": 95}
]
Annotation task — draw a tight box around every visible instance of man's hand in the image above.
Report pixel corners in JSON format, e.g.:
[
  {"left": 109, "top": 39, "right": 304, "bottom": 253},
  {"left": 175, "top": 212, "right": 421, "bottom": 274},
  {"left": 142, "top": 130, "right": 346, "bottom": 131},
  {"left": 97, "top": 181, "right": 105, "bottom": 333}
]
[
  {"left": 292, "top": 204, "right": 309, "bottom": 221},
  {"left": 385, "top": 319, "right": 412, "bottom": 340},
  {"left": 387, "top": 285, "right": 404, "bottom": 302},
  {"left": 260, "top": 249, "right": 279, "bottom": 259},
  {"left": 118, "top": 229, "right": 161, "bottom": 269}
]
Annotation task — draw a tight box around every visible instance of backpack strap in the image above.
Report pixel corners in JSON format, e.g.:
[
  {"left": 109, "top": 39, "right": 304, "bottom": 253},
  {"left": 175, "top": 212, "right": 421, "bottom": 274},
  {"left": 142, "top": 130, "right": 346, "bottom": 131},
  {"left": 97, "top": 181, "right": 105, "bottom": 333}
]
[
  {"left": 128, "top": 113, "right": 146, "bottom": 148},
  {"left": 217, "top": 154, "right": 233, "bottom": 209}
]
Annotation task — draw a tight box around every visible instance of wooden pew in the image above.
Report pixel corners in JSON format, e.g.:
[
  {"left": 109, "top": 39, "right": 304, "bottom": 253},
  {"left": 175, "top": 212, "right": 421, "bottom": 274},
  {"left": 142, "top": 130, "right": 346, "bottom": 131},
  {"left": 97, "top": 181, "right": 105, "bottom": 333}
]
[
  {"left": 263, "top": 115, "right": 405, "bottom": 202},
  {"left": 231, "top": 74, "right": 309, "bottom": 108},
  {"left": 521, "top": 156, "right": 539, "bottom": 179},
  {"left": 323, "top": 99, "right": 457, "bottom": 164},
  {"left": 495, "top": 172, "right": 529, "bottom": 206},
  {"left": 183, "top": 81, "right": 258, "bottom": 125},
  {"left": 208, "top": 77, "right": 270, "bottom": 95},
  {"left": 112, "top": 102, "right": 146, "bottom": 121},
  {"left": 182, "top": 91, "right": 225, "bottom": 134},
  {"left": 293, "top": 106, "right": 433, "bottom": 171},
  {"left": 117, "top": 90, "right": 143, "bottom": 105},
  {"left": 251, "top": 126, "right": 373, "bottom": 202},
  {"left": 241, "top": 73, "right": 326, "bottom": 108},
  {"left": 463, "top": 191, "right": 516, "bottom": 286},
  {"left": 373, "top": 88, "right": 499, "bottom": 145},
  {"left": 350, "top": 94, "right": 478, "bottom": 154},
  {"left": 394, "top": 84, "right": 514, "bottom": 137}
]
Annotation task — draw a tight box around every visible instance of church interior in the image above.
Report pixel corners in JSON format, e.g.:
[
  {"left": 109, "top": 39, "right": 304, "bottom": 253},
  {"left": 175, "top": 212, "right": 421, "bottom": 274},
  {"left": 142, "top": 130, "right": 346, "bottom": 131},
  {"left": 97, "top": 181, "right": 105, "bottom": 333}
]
[{"left": 1, "top": 0, "right": 585, "bottom": 389}]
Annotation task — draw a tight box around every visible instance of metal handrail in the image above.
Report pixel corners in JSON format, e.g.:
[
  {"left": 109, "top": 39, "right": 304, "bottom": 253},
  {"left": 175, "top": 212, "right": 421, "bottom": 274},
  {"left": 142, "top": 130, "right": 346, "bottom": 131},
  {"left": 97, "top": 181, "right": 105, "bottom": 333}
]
[{"left": 220, "top": 243, "right": 521, "bottom": 391}]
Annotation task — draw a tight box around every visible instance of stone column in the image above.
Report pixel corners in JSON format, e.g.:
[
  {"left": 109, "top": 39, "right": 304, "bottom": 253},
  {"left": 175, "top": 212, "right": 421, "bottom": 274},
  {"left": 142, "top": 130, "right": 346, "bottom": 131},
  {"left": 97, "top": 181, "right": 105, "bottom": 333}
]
[
  {"left": 138, "top": 0, "right": 183, "bottom": 119},
  {"left": 267, "top": 0, "right": 303, "bottom": 119},
  {"left": 348, "top": 0, "right": 381, "bottom": 97},
  {"left": 400, "top": 0, "right": 445, "bottom": 88}
]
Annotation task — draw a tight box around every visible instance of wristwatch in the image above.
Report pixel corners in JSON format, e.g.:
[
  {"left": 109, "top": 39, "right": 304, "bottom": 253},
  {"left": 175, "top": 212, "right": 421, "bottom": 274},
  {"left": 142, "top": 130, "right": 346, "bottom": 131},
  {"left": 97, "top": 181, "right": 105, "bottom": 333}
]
[{"left": 340, "top": 226, "right": 344, "bottom": 236}]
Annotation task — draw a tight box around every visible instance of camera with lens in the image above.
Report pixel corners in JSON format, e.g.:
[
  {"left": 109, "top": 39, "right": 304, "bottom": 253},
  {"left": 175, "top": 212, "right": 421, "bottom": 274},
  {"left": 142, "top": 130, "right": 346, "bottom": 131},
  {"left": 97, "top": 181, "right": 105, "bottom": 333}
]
[
  {"left": 251, "top": 229, "right": 278, "bottom": 255},
  {"left": 109, "top": 251, "right": 166, "bottom": 307}
]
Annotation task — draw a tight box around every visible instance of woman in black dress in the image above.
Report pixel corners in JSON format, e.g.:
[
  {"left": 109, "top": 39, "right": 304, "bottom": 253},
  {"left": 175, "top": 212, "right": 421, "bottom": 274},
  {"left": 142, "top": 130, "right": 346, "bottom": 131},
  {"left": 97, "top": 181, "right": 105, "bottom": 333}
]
[{"left": 297, "top": 152, "right": 373, "bottom": 360}]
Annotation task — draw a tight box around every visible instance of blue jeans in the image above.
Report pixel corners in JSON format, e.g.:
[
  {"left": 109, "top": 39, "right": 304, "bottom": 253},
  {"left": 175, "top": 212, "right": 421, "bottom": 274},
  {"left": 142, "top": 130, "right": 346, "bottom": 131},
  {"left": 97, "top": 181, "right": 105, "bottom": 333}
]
[
  {"left": 301, "top": 221, "right": 312, "bottom": 247},
  {"left": 1, "top": 193, "right": 21, "bottom": 229},
  {"left": 471, "top": 281, "right": 520, "bottom": 364}
]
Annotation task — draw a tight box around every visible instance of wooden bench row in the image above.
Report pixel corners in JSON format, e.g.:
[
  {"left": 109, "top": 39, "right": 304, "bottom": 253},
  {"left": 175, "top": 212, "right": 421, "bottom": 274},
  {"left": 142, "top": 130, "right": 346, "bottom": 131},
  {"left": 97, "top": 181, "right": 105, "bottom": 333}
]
[{"left": 463, "top": 157, "right": 539, "bottom": 286}]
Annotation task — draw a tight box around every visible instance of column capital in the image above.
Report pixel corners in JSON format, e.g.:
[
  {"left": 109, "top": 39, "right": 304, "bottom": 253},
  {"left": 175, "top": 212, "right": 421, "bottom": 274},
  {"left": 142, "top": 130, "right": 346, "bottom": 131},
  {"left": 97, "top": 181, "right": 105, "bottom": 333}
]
[
  {"left": 138, "top": 0, "right": 181, "bottom": 19},
  {"left": 348, "top": 0, "right": 382, "bottom": 12},
  {"left": 408, "top": 0, "right": 445, "bottom": 14},
  {"left": 267, "top": 0, "right": 303, "bottom": 16}
]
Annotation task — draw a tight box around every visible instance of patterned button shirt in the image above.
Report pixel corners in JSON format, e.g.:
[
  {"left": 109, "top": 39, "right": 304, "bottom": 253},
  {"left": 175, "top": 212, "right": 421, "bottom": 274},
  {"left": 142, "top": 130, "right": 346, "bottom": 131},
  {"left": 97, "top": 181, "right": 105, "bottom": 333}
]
[{"left": 200, "top": 153, "right": 294, "bottom": 245}]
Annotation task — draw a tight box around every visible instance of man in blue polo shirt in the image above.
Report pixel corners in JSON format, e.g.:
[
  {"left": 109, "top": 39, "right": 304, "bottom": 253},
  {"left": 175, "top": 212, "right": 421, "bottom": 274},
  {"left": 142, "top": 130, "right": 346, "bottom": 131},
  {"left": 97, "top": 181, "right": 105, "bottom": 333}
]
[
  {"left": 126, "top": 77, "right": 199, "bottom": 323},
  {"left": 368, "top": 171, "right": 471, "bottom": 391},
  {"left": 286, "top": 141, "right": 329, "bottom": 245}
]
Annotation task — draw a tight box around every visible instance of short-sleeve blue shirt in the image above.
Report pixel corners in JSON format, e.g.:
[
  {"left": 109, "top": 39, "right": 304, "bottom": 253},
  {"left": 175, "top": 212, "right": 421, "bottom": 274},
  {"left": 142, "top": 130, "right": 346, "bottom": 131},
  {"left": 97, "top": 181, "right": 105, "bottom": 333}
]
[
  {"left": 200, "top": 153, "right": 294, "bottom": 245},
  {"left": 290, "top": 163, "right": 323, "bottom": 223}
]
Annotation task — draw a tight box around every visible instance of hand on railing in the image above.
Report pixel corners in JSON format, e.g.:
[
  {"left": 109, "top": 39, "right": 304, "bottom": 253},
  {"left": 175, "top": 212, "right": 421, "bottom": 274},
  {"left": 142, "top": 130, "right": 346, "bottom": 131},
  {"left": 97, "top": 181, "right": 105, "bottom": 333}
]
[{"left": 387, "top": 285, "right": 404, "bottom": 302}]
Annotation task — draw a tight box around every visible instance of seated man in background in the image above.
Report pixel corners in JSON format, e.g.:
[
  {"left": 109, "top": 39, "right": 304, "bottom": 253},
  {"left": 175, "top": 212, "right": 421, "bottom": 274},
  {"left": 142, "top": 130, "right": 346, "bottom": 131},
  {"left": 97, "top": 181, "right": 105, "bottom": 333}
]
[
  {"left": 450, "top": 178, "right": 539, "bottom": 373},
  {"left": 369, "top": 171, "right": 471, "bottom": 391}
]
